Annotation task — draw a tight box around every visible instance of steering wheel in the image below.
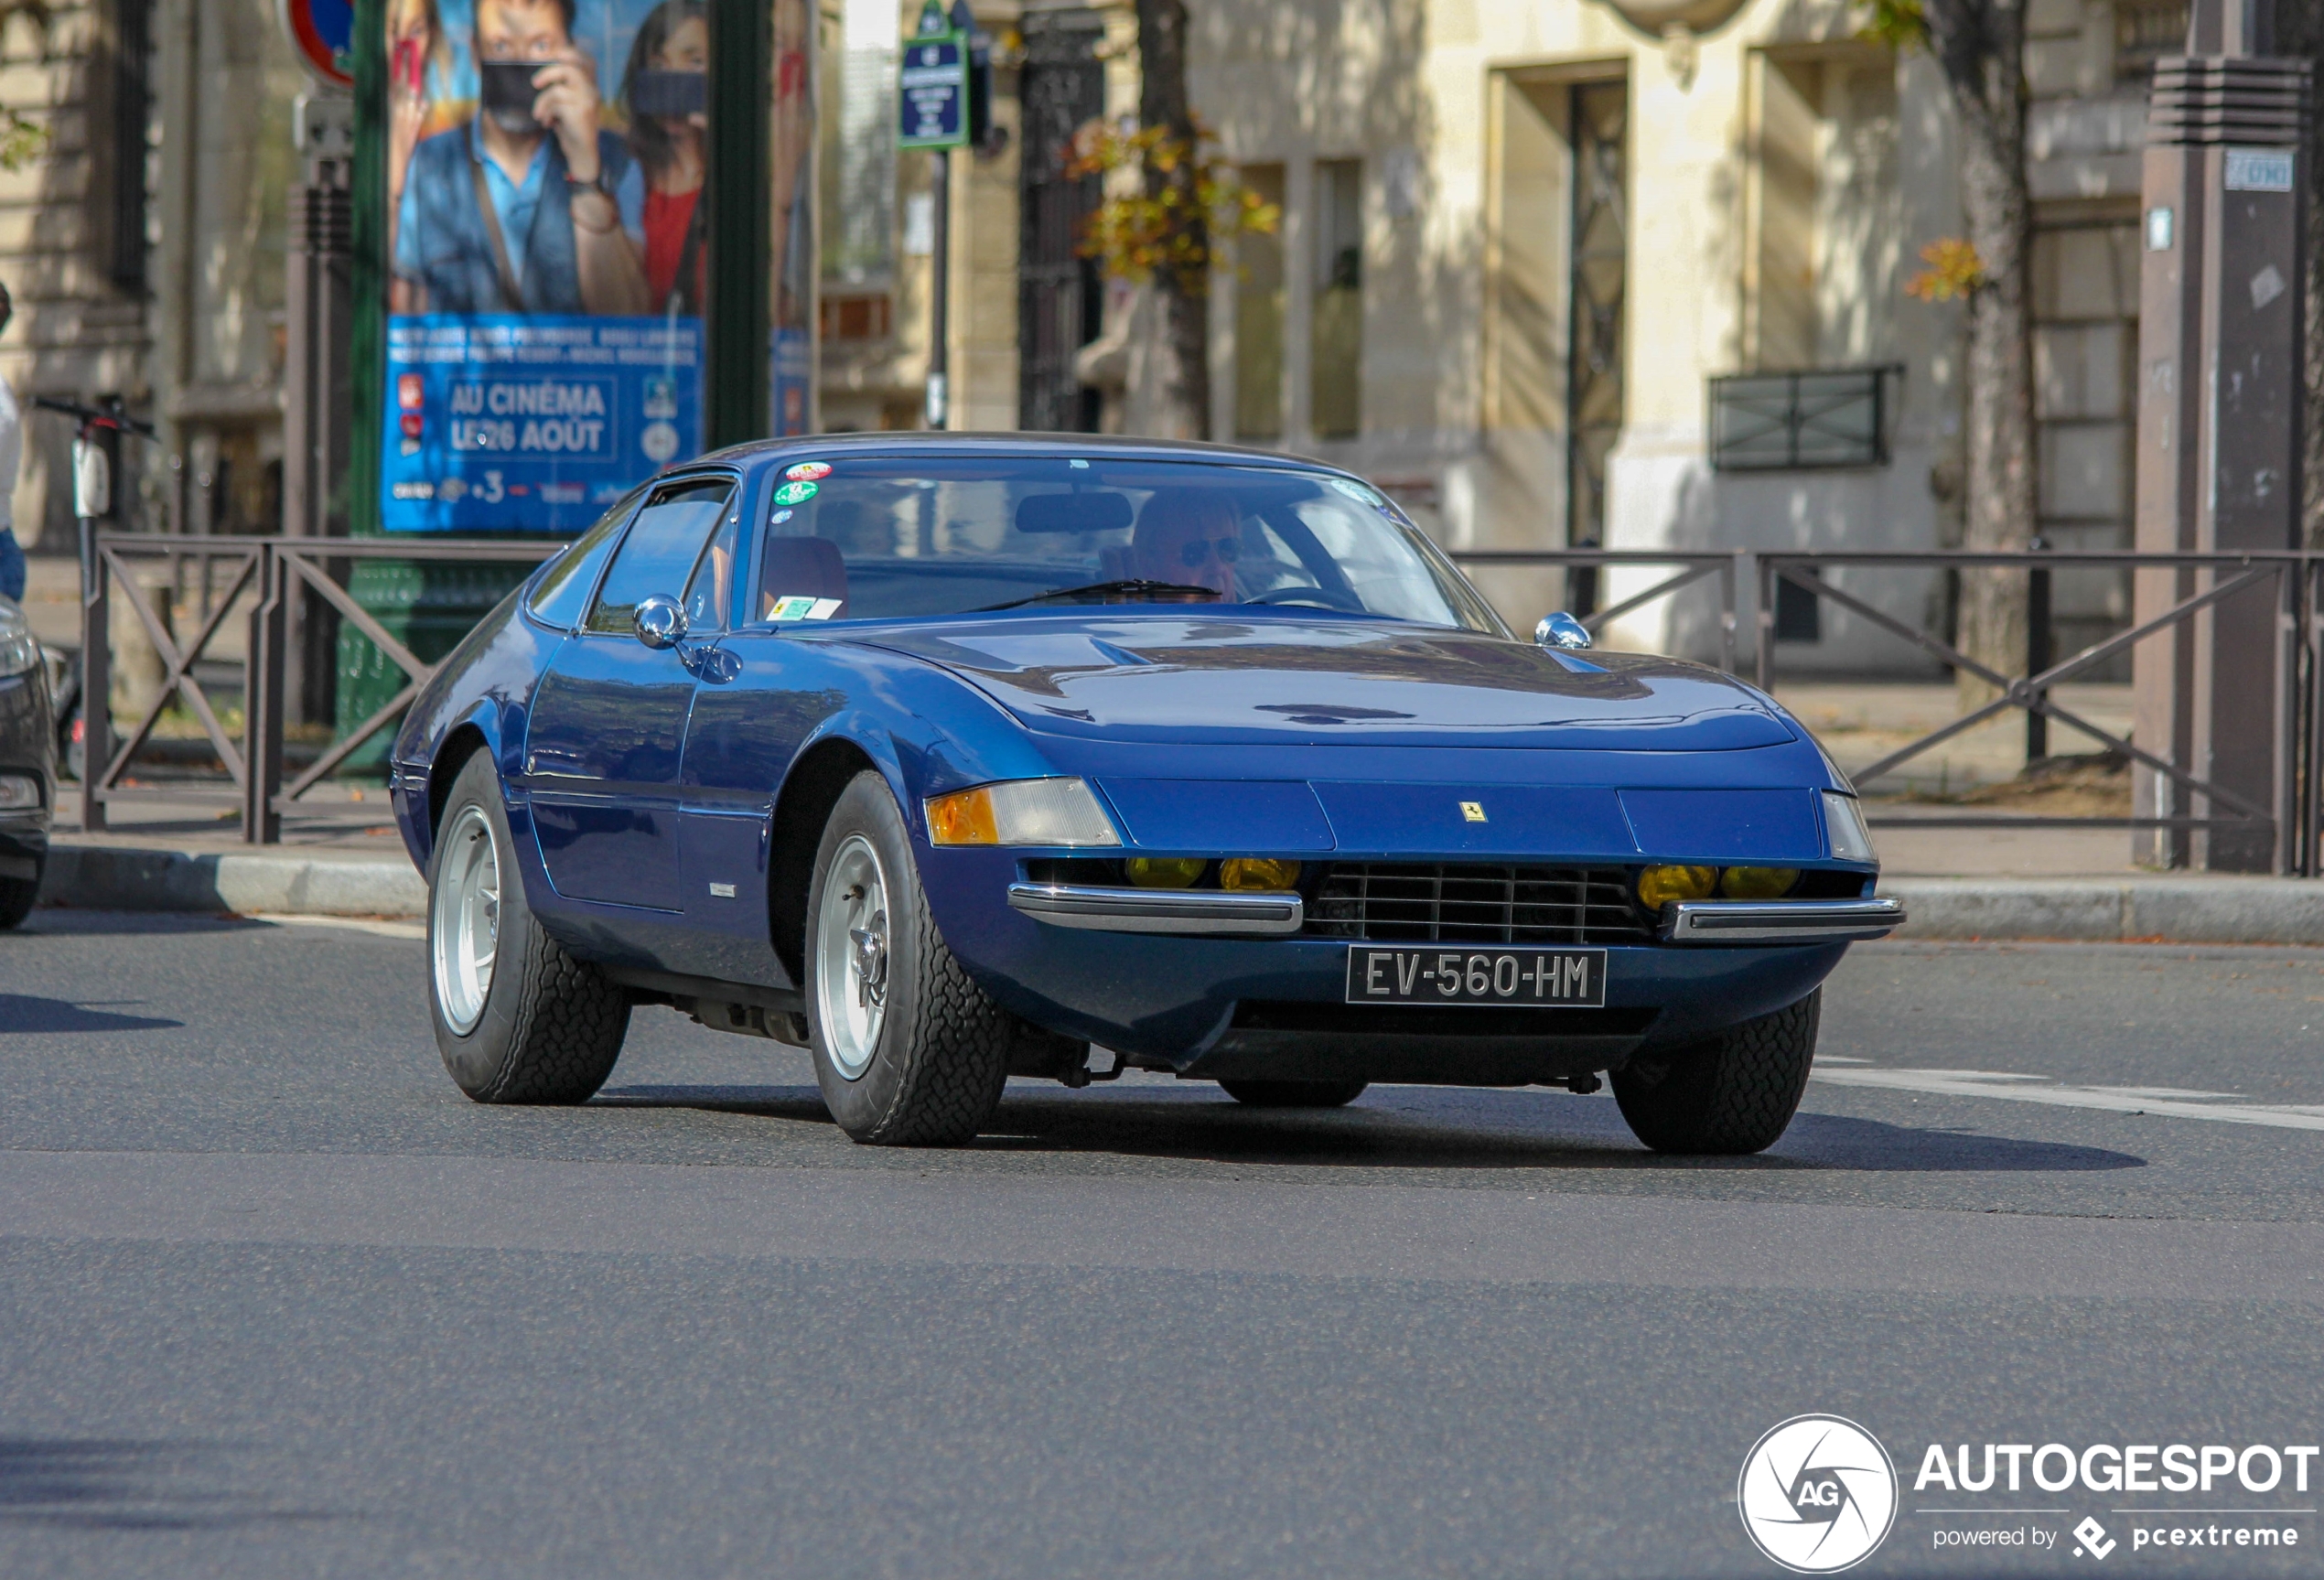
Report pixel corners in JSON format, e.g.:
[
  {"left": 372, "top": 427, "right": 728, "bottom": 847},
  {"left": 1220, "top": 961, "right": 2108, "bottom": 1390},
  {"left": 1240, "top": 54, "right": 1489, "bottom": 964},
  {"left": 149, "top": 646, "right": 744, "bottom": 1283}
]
[{"left": 1248, "top": 585, "right": 1365, "bottom": 612}]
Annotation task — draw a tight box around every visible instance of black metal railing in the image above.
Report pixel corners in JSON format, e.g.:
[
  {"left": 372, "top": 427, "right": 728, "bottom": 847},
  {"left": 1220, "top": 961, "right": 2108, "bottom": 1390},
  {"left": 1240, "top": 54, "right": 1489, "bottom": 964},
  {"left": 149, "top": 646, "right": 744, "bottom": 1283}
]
[
  {"left": 76, "top": 533, "right": 559, "bottom": 841},
  {"left": 1450, "top": 545, "right": 2324, "bottom": 876},
  {"left": 65, "top": 534, "right": 2324, "bottom": 877}
]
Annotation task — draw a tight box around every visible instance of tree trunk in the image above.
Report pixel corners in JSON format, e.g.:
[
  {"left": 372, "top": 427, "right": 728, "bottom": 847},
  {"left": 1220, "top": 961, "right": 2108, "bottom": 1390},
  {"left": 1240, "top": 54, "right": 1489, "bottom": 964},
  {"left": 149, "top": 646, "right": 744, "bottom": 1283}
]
[
  {"left": 1132, "top": 0, "right": 1209, "bottom": 439},
  {"left": 1926, "top": 0, "right": 2037, "bottom": 705},
  {"left": 2273, "top": 0, "right": 2324, "bottom": 547}
]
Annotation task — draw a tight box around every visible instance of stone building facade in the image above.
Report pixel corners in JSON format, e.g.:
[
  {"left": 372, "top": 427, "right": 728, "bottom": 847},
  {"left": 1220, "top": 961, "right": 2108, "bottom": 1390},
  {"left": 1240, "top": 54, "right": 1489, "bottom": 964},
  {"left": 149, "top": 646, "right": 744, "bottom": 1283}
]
[
  {"left": 0, "top": 0, "right": 304, "bottom": 554},
  {"left": 831, "top": 0, "right": 2181, "bottom": 669}
]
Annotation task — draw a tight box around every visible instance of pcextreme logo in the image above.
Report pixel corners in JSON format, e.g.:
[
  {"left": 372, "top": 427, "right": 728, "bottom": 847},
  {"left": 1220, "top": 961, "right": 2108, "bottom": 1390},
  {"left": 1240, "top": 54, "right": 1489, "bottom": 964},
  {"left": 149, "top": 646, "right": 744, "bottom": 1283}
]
[{"left": 1739, "top": 1414, "right": 1900, "bottom": 1574}]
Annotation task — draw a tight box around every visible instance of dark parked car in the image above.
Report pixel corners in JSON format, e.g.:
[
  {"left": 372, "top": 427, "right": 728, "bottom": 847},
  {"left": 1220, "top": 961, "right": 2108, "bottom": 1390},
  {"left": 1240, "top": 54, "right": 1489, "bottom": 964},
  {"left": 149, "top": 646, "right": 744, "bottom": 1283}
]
[
  {"left": 0, "top": 593, "right": 55, "bottom": 928},
  {"left": 392, "top": 435, "right": 1899, "bottom": 1154}
]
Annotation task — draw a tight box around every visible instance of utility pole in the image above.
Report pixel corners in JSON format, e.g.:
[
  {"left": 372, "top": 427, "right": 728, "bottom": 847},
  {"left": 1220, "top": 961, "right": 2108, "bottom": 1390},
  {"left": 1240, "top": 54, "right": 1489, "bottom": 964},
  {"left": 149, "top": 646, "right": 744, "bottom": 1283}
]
[
  {"left": 901, "top": 0, "right": 970, "bottom": 429},
  {"left": 281, "top": 92, "right": 353, "bottom": 743},
  {"left": 2132, "top": 0, "right": 2312, "bottom": 871}
]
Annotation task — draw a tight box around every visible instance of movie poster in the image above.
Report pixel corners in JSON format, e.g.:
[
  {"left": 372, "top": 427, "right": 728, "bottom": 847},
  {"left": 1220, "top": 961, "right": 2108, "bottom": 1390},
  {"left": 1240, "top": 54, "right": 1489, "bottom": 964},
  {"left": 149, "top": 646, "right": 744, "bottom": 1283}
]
[{"left": 380, "top": 0, "right": 812, "bottom": 531}]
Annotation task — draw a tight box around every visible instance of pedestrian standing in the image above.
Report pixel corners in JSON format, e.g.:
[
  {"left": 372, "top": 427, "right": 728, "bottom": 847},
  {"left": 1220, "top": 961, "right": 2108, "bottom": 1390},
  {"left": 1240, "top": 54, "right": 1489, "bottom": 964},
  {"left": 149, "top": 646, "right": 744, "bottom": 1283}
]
[{"left": 0, "top": 281, "right": 23, "bottom": 603}]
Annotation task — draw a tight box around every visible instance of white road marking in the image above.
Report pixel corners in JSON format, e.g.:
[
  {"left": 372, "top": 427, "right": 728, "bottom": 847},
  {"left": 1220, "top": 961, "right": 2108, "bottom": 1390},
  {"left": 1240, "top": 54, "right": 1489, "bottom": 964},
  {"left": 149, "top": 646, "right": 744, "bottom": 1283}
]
[
  {"left": 251, "top": 913, "right": 425, "bottom": 940},
  {"left": 1812, "top": 1065, "right": 2324, "bottom": 1133}
]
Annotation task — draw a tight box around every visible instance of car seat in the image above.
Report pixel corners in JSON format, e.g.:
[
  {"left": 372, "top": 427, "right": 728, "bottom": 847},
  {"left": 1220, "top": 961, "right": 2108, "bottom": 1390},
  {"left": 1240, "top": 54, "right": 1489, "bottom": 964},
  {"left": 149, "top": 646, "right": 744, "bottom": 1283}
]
[{"left": 759, "top": 536, "right": 849, "bottom": 619}]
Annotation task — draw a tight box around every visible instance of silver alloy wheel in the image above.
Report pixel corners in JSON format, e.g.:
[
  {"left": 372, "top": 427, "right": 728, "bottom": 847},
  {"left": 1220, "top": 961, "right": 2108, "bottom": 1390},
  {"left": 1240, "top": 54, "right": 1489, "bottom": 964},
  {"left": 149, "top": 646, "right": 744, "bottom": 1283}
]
[
  {"left": 814, "top": 833, "right": 890, "bottom": 1080},
  {"left": 431, "top": 803, "right": 500, "bottom": 1035}
]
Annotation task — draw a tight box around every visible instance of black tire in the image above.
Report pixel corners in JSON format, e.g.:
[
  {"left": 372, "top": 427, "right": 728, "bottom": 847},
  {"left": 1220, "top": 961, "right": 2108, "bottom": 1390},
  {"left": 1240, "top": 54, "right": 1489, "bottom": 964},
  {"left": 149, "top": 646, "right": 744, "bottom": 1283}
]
[
  {"left": 1611, "top": 989, "right": 1821, "bottom": 1155},
  {"left": 426, "top": 751, "right": 629, "bottom": 1103},
  {"left": 804, "top": 771, "right": 1011, "bottom": 1145},
  {"left": 1219, "top": 1079, "right": 1370, "bottom": 1109},
  {"left": 0, "top": 865, "right": 37, "bottom": 930}
]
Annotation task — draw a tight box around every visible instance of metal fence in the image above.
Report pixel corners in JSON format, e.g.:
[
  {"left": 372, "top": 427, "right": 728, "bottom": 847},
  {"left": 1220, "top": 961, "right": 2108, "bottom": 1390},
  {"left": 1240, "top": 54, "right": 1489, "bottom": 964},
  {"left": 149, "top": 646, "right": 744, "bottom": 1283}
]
[
  {"left": 63, "top": 533, "right": 2324, "bottom": 876},
  {"left": 1453, "top": 545, "right": 2322, "bottom": 876},
  {"left": 76, "top": 532, "right": 559, "bottom": 842}
]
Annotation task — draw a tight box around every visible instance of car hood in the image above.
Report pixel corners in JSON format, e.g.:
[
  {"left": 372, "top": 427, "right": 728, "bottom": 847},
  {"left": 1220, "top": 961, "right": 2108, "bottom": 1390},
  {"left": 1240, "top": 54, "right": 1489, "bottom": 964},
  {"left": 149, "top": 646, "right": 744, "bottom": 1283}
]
[{"left": 850, "top": 614, "right": 1797, "bottom": 750}]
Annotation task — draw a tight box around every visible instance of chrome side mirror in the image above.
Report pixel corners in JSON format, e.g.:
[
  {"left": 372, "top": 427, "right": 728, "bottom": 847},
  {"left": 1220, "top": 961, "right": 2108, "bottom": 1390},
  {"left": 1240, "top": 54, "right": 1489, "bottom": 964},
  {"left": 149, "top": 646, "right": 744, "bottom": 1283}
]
[
  {"left": 633, "top": 594, "right": 689, "bottom": 651},
  {"left": 1535, "top": 611, "right": 1592, "bottom": 650}
]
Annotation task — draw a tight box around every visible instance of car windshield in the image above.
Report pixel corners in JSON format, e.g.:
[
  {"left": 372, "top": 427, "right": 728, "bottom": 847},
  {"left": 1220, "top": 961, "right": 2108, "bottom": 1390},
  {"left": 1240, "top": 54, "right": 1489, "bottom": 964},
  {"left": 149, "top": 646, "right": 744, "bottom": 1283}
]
[{"left": 751, "top": 455, "right": 1505, "bottom": 633}]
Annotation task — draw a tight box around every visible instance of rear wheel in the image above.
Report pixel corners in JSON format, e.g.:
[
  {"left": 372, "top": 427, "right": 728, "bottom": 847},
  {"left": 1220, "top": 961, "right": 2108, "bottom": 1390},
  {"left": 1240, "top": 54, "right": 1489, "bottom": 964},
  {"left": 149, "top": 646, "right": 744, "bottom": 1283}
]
[
  {"left": 1220, "top": 1079, "right": 1370, "bottom": 1109},
  {"left": 1611, "top": 990, "right": 1820, "bottom": 1155},
  {"left": 805, "top": 771, "right": 1011, "bottom": 1145},
  {"left": 427, "top": 752, "right": 629, "bottom": 1103}
]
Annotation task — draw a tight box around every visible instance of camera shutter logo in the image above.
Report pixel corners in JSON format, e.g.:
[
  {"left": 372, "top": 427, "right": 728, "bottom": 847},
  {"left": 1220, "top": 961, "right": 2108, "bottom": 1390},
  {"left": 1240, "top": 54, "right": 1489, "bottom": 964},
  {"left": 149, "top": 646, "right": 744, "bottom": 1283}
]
[{"left": 1738, "top": 1415, "right": 1899, "bottom": 1573}]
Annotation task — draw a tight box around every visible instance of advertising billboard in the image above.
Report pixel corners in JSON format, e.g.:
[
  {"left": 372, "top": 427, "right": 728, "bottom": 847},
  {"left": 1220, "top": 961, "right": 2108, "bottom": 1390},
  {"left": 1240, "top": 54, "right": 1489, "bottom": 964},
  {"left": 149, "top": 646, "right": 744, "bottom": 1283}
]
[{"left": 380, "top": 0, "right": 811, "bottom": 532}]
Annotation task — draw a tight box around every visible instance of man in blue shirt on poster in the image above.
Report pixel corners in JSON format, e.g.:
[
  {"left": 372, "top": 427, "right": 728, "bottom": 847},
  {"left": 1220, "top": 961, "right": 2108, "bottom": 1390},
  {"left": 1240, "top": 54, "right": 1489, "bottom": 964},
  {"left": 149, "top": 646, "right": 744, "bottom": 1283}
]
[{"left": 393, "top": 0, "right": 650, "bottom": 317}]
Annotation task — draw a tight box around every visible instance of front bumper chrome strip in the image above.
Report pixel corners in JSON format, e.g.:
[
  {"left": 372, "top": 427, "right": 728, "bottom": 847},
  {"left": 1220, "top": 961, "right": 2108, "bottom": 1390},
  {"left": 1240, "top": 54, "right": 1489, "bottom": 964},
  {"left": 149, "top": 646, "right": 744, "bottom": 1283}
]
[
  {"left": 1660, "top": 897, "right": 1906, "bottom": 944},
  {"left": 1006, "top": 882, "right": 1304, "bottom": 936}
]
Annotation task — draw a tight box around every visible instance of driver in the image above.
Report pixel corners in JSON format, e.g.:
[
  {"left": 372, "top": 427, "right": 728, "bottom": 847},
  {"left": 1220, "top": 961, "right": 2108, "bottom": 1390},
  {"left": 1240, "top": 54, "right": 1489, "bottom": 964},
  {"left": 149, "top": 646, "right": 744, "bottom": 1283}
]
[{"left": 1129, "top": 489, "right": 1243, "bottom": 597}]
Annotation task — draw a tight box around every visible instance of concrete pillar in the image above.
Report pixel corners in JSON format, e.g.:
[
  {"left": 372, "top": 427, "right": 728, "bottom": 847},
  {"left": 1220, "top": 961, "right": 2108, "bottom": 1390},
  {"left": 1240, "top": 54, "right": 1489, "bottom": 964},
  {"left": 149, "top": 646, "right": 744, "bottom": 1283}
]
[{"left": 2131, "top": 2, "right": 2310, "bottom": 872}]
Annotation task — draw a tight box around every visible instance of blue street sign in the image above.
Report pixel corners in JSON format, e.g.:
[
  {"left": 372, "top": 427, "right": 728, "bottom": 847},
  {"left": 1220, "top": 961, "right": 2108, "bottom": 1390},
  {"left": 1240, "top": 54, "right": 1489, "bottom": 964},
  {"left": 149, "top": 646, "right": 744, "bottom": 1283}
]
[{"left": 898, "top": 33, "right": 967, "bottom": 150}]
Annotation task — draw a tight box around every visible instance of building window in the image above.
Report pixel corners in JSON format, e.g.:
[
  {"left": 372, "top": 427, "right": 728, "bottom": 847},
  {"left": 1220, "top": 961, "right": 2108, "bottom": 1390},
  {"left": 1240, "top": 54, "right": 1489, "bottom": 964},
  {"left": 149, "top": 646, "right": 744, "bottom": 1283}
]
[
  {"left": 2116, "top": 0, "right": 2190, "bottom": 81},
  {"left": 1309, "top": 158, "right": 1362, "bottom": 439},
  {"left": 1568, "top": 81, "right": 1626, "bottom": 550},
  {"left": 821, "top": 293, "right": 893, "bottom": 341},
  {"left": 1234, "top": 163, "right": 1286, "bottom": 441},
  {"left": 95, "top": 0, "right": 151, "bottom": 293},
  {"left": 1774, "top": 567, "right": 1823, "bottom": 643},
  {"left": 823, "top": 0, "right": 898, "bottom": 284},
  {"left": 1708, "top": 367, "right": 1897, "bottom": 469}
]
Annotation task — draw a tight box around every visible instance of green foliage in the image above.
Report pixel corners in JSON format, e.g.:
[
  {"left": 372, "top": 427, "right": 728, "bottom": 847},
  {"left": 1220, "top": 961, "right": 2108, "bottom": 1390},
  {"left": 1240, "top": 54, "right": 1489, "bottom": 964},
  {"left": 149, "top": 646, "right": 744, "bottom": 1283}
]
[
  {"left": 1905, "top": 237, "right": 1987, "bottom": 302},
  {"left": 1856, "top": 0, "right": 1930, "bottom": 51},
  {"left": 1068, "top": 117, "right": 1281, "bottom": 297},
  {"left": 0, "top": 107, "right": 48, "bottom": 171}
]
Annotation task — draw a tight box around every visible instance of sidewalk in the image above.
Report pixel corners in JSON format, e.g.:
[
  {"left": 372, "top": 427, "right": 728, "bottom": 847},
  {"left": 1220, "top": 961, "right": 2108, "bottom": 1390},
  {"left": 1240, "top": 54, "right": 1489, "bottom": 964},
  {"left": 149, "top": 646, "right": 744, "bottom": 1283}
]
[{"left": 34, "top": 820, "right": 2324, "bottom": 943}]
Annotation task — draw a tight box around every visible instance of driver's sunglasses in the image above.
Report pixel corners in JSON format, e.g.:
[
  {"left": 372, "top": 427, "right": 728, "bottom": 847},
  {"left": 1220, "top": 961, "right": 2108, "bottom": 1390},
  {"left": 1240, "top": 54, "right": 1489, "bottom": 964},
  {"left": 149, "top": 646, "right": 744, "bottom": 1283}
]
[{"left": 1179, "top": 536, "right": 1241, "bottom": 567}]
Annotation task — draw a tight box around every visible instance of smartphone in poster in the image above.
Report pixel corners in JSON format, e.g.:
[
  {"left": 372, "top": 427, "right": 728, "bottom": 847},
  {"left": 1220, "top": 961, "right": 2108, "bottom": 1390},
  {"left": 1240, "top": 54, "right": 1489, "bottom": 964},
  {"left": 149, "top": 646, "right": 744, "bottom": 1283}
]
[{"left": 381, "top": 0, "right": 713, "bottom": 531}]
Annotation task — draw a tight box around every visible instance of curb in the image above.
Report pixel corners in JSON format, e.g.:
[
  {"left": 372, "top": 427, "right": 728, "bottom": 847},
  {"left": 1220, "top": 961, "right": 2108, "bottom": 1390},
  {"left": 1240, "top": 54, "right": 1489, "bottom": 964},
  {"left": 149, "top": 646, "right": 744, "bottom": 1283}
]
[
  {"left": 33, "top": 846, "right": 2324, "bottom": 945},
  {"left": 38, "top": 843, "right": 425, "bottom": 919},
  {"left": 1881, "top": 876, "right": 2324, "bottom": 946}
]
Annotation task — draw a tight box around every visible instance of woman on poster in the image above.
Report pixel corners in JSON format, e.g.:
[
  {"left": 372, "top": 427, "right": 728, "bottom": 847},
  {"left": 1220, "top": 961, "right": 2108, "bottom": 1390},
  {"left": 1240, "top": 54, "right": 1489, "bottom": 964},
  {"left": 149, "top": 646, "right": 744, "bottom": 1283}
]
[{"left": 618, "top": 0, "right": 709, "bottom": 317}]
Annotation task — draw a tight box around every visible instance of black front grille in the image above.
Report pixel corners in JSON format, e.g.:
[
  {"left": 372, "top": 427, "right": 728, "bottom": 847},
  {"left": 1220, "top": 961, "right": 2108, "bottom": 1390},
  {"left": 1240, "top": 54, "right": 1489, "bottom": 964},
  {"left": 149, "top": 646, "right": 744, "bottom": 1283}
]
[{"left": 1306, "top": 863, "right": 1655, "bottom": 946}]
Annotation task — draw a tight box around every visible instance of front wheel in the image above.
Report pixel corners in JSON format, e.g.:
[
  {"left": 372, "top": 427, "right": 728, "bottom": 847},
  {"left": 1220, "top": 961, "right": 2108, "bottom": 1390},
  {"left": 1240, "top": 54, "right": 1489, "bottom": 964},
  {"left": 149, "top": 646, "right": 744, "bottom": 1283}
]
[
  {"left": 1220, "top": 1079, "right": 1369, "bottom": 1109},
  {"left": 805, "top": 771, "right": 1012, "bottom": 1145},
  {"left": 0, "top": 861, "right": 38, "bottom": 930},
  {"left": 427, "top": 752, "right": 629, "bottom": 1103},
  {"left": 1610, "top": 990, "right": 1820, "bottom": 1155}
]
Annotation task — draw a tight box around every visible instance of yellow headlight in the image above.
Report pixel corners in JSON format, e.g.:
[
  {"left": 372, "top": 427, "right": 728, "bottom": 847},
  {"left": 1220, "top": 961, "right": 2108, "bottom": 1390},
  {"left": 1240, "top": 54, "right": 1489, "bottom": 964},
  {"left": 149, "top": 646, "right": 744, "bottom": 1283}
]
[
  {"left": 1637, "top": 865, "right": 1717, "bottom": 908},
  {"left": 1220, "top": 857, "right": 1302, "bottom": 892},
  {"left": 1719, "top": 865, "right": 1800, "bottom": 899},
  {"left": 1126, "top": 856, "right": 1207, "bottom": 888}
]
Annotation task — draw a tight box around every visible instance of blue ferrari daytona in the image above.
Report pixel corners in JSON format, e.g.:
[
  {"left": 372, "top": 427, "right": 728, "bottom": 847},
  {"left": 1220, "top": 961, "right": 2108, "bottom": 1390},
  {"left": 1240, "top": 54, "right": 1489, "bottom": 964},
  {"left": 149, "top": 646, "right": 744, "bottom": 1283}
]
[{"left": 391, "top": 435, "right": 1900, "bottom": 1153}]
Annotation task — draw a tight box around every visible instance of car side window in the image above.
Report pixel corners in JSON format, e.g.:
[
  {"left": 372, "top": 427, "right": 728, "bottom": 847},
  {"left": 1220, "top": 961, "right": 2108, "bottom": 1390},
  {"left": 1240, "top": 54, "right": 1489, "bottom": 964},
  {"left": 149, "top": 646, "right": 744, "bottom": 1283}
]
[
  {"left": 683, "top": 511, "right": 740, "bottom": 632},
  {"left": 585, "top": 478, "right": 737, "bottom": 636},
  {"left": 524, "top": 486, "right": 647, "bottom": 632}
]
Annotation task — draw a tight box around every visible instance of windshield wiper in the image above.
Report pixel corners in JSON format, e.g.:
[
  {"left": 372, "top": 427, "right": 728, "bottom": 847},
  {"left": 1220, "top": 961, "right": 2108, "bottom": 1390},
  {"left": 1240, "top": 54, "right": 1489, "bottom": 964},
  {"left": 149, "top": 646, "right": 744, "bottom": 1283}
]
[{"left": 974, "top": 579, "right": 1224, "bottom": 612}]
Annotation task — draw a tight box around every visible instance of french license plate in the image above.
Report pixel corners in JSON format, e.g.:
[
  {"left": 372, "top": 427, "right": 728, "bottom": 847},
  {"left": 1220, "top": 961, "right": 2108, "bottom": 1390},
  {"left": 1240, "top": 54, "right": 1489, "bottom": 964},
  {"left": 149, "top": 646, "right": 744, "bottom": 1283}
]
[{"left": 1344, "top": 946, "right": 1608, "bottom": 1007}]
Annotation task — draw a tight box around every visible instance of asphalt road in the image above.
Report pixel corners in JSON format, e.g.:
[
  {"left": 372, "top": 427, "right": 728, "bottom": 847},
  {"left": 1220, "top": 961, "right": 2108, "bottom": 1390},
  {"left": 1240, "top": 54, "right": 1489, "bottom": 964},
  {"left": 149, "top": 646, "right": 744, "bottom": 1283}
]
[{"left": 2, "top": 912, "right": 2321, "bottom": 1578}]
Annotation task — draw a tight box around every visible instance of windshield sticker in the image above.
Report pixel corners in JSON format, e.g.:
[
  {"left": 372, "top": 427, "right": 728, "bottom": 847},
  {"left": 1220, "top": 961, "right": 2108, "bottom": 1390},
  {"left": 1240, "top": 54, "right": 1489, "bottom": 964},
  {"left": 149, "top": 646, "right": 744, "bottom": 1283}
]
[
  {"left": 769, "top": 595, "right": 843, "bottom": 621},
  {"left": 783, "top": 461, "right": 832, "bottom": 482},
  {"left": 1329, "top": 478, "right": 1383, "bottom": 506},
  {"left": 769, "top": 509, "right": 794, "bottom": 525},
  {"left": 772, "top": 479, "right": 820, "bottom": 506},
  {"left": 1069, "top": 458, "right": 1090, "bottom": 469}
]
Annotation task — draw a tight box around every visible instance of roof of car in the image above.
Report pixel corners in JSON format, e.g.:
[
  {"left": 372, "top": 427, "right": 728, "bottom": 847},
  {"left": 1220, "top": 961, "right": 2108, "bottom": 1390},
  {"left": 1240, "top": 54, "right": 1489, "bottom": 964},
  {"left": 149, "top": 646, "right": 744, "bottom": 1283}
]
[{"left": 696, "top": 431, "right": 1354, "bottom": 474}]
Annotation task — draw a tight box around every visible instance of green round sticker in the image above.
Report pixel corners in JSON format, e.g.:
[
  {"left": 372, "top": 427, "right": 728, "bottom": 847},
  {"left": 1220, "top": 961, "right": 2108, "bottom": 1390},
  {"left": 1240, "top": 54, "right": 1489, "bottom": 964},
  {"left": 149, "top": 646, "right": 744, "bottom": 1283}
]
[{"left": 773, "top": 479, "right": 820, "bottom": 506}]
